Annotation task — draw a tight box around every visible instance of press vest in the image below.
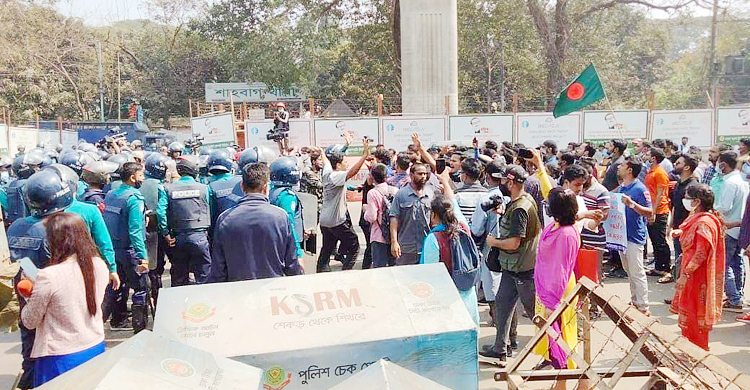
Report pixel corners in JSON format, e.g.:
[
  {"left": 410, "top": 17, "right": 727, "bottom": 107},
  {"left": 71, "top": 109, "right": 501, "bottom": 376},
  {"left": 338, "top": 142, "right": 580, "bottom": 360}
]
[
  {"left": 497, "top": 193, "right": 540, "bottom": 273},
  {"left": 209, "top": 176, "right": 243, "bottom": 216},
  {"left": 270, "top": 186, "right": 304, "bottom": 242},
  {"left": 165, "top": 181, "right": 210, "bottom": 232},
  {"left": 7, "top": 217, "right": 49, "bottom": 269},
  {"left": 103, "top": 187, "right": 140, "bottom": 249},
  {"left": 6, "top": 179, "right": 28, "bottom": 224}
]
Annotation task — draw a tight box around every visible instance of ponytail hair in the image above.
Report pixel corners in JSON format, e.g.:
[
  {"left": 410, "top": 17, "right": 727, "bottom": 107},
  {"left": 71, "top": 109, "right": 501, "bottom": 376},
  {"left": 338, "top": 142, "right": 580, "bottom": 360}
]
[{"left": 430, "top": 195, "right": 460, "bottom": 240}]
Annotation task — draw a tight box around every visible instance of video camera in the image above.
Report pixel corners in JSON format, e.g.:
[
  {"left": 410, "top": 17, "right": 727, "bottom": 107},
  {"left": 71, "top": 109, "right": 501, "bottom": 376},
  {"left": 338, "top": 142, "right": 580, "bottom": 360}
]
[
  {"left": 480, "top": 194, "right": 508, "bottom": 212},
  {"left": 266, "top": 127, "right": 289, "bottom": 142},
  {"left": 96, "top": 131, "right": 127, "bottom": 149},
  {"left": 185, "top": 135, "right": 204, "bottom": 152}
]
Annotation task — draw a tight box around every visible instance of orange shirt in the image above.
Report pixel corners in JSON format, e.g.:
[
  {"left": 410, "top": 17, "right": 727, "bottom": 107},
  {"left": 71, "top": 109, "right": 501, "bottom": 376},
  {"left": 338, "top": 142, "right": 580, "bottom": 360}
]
[{"left": 645, "top": 165, "right": 670, "bottom": 215}]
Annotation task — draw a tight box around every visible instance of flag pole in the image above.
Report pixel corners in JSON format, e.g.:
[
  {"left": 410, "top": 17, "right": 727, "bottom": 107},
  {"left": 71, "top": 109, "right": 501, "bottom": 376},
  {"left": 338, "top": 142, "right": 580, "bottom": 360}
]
[{"left": 603, "top": 95, "right": 625, "bottom": 141}]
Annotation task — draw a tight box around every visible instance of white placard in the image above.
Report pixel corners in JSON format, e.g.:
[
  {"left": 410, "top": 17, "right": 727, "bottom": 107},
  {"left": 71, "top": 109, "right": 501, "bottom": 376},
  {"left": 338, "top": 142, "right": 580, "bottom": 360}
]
[
  {"left": 449, "top": 115, "right": 513, "bottom": 144},
  {"left": 381, "top": 117, "right": 447, "bottom": 150},
  {"left": 651, "top": 110, "right": 713, "bottom": 148},
  {"left": 191, "top": 113, "right": 236, "bottom": 148},
  {"left": 37, "top": 131, "right": 59, "bottom": 149},
  {"left": 245, "top": 119, "right": 312, "bottom": 150},
  {"left": 515, "top": 113, "right": 581, "bottom": 148},
  {"left": 206, "top": 82, "right": 305, "bottom": 103},
  {"left": 9, "top": 127, "right": 38, "bottom": 156},
  {"left": 583, "top": 110, "right": 648, "bottom": 142},
  {"left": 314, "top": 118, "right": 379, "bottom": 155},
  {"left": 716, "top": 106, "right": 750, "bottom": 145}
]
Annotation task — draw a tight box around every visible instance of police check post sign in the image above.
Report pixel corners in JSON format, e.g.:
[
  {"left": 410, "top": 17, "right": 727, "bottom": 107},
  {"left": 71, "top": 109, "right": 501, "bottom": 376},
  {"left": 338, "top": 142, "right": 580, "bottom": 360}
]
[{"left": 153, "top": 264, "right": 479, "bottom": 390}]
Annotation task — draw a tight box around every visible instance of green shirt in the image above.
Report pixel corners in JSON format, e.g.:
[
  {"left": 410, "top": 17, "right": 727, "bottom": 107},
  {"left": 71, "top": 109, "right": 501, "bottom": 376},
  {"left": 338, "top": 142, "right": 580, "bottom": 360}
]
[
  {"left": 496, "top": 193, "right": 540, "bottom": 273},
  {"left": 108, "top": 183, "right": 149, "bottom": 260},
  {"left": 65, "top": 200, "right": 117, "bottom": 272},
  {"left": 273, "top": 186, "right": 304, "bottom": 259}
]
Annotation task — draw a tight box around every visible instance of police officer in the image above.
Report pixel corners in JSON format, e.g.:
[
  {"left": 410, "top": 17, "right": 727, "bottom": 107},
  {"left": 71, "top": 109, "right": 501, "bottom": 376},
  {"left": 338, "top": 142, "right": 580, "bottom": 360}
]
[
  {"left": 81, "top": 160, "right": 120, "bottom": 206},
  {"left": 164, "top": 155, "right": 214, "bottom": 286},
  {"left": 231, "top": 147, "right": 260, "bottom": 199},
  {"left": 102, "top": 162, "right": 150, "bottom": 333},
  {"left": 141, "top": 153, "right": 170, "bottom": 306},
  {"left": 61, "top": 150, "right": 96, "bottom": 199},
  {"left": 6, "top": 149, "right": 46, "bottom": 226},
  {"left": 168, "top": 141, "right": 184, "bottom": 160},
  {"left": 208, "top": 149, "right": 242, "bottom": 218},
  {"left": 198, "top": 151, "right": 211, "bottom": 184},
  {"left": 8, "top": 169, "right": 73, "bottom": 389},
  {"left": 106, "top": 153, "right": 134, "bottom": 192},
  {"left": 269, "top": 157, "right": 305, "bottom": 259}
]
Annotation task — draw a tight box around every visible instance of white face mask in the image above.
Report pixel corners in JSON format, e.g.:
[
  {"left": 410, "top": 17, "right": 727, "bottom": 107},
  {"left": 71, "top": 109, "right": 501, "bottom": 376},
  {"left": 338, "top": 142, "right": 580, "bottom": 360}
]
[{"left": 682, "top": 198, "right": 697, "bottom": 212}]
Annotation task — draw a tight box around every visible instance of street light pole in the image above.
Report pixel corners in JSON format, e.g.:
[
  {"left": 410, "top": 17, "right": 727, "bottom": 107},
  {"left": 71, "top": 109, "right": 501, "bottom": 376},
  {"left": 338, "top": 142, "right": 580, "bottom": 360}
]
[
  {"left": 117, "top": 51, "right": 122, "bottom": 121},
  {"left": 96, "top": 42, "right": 105, "bottom": 122},
  {"left": 499, "top": 42, "right": 505, "bottom": 113}
]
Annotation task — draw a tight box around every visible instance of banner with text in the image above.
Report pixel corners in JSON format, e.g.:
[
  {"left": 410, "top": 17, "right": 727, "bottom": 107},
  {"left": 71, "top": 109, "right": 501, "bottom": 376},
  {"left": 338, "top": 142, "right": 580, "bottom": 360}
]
[
  {"left": 516, "top": 113, "right": 581, "bottom": 148},
  {"left": 245, "top": 119, "right": 312, "bottom": 150},
  {"left": 381, "top": 117, "right": 447, "bottom": 150},
  {"left": 9, "top": 127, "right": 38, "bottom": 157},
  {"left": 206, "top": 82, "right": 305, "bottom": 103},
  {"left": 605, "top": 193, "right": 628, "bottom": 253},
  {"left": 651, "top": 109, "right": 713, "bottom": 148},
  {"left": 314, "top": 118, "right": 379, "bottom": 156},
  {"left": 191, "top": 113, "right": 236, "bottom": 148},
  {"left": 583, "top": 110, "right": 648, "bottom": 144},
  {"left": 449, "top": 115, "right": 513, "bottom": 144},
  {"left": 716, "top": 107, "right": 750, "bottom": 145}
]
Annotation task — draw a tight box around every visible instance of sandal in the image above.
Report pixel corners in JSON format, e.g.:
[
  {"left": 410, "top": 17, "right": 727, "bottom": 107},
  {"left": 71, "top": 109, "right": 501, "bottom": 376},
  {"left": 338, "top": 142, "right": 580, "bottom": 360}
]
[
  {"left": 658, "top": 274, "right": 674, "bottom": 284},
  {"left": 738, "top": 312, "right": 750, "bottom": 324}
]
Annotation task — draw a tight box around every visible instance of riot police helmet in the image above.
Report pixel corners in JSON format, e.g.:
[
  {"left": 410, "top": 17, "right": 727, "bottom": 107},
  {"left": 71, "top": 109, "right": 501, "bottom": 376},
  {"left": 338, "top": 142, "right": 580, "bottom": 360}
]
[
  {"left": 176, "top": 155, "right": 199, "bottom": 177},
  {"left": 144, "top": 152, "right": 169, "bottom": 180},
  {"left": 24, "top": 170, "right": 75, "bottom": 218},
  {"left": 238, "top": 148, "right": 259, "bottom": 172},
  {"left": 60, "top": 150, "right": 95, "bottom": 175},
  {"left": 255, "top": 145, "right": 278, "bottom": 164},
  {"left": 270, "top": 157, "right": 301, "bottom": 187},
  {"left": 207, "top": 149, "right": 233, "bottom": 174},
  {"left": 43, "top": 164, "right": 80, "bottom": 195},
  {"left": 12, "top": 148, "right": 47, "bottom": 178},
  {"left": 168, "top": 141, "right": 185, "bottom": 155},
  {"left": 81, "top": 160, "right": 119, "bottom": 186}
]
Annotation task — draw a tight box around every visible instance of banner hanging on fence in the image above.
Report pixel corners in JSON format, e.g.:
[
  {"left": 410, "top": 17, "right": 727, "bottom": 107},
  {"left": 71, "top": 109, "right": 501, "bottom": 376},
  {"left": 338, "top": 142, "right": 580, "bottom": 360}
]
[
  {"left": 9, "top": 127, "right": 38, "bottom": 157},
  {"left": 245, "top": 119, "right": 312, "bottom": 150},
  {"left": 583, "top": 110, "right": 648, "bottom": 143},
  {"left": 381, "top": 117, "right": 447, "bottom": 150},
  {"left": 651, "top": 109, "right": 713, "bottom": 148},
  {"left": 191, "top": 113, "right": 236, "bottom": 148},
  {"left": 449, "top": 115, "right": 513, "bottom": 144},
  {"left": 605, "top": 193, "right": 627, "bottom": 253},
  {"left": 314, "top": 118, "right": 379, "bottom": 156},
  {"left": 515, "top": 112, "right": 581, "bottom": 148},
  {"left": 716, "top": 106, "right": 750, "bottom": 145}
]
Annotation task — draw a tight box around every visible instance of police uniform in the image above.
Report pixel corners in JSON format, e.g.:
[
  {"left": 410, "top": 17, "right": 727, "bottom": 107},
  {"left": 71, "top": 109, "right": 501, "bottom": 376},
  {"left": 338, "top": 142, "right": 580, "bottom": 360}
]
[
  {"left": 5, "top": 178, "right": 28, "bottom": 225},
  {"left": 81, "top": 187, "right": 106, "bottom": 206},
  {"left": 209, "top": 172, "right": 243, "bottom": 220},
  {"left": 270, "top": 186, "right": 304, "bottom": 259},
  {"left": 7, "top": 217, "right": 49, "bottom": 389},
  {"left": 76, "top": 179, "right": 89, "bottom": 200},
  {"left": 66, "top": 200, "right": 117, "bottom": 273},
  {"left": 102, "top": 183, "right": 150, "bottom": 333},
  {"left": 166, "top": 176, "right": 213, "bottom": 286},
  {"left": 141, "top": 173, "right": 169, "bottom": 305}
]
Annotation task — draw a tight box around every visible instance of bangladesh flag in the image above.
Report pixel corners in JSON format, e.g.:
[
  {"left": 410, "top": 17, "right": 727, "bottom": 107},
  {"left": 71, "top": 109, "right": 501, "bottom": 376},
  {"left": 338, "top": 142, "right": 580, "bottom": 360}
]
[{"left": 553, "top": 64, "right": 605, "bottom": 118}]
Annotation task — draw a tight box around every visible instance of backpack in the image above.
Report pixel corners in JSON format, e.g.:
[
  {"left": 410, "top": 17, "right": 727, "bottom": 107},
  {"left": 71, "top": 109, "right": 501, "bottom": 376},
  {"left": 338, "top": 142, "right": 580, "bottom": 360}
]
[
  {"left": 434, "top": 223, "right": 481, "bottom": 291},
  {"left": 376, "top": 188, "right": 395, "bottom": 244}
]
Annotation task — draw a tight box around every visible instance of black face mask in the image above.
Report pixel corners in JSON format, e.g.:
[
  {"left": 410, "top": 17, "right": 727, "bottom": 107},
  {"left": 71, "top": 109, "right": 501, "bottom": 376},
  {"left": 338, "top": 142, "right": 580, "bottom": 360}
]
[{"left": 134, "top": 180, "right": 143, "bottom": 189}]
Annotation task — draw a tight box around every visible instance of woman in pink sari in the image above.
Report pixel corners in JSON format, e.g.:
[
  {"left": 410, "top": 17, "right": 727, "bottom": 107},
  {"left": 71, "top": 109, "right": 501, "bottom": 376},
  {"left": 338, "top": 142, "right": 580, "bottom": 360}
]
[{"left": 670, "top": 183, "right": 725, "bottom": 350}]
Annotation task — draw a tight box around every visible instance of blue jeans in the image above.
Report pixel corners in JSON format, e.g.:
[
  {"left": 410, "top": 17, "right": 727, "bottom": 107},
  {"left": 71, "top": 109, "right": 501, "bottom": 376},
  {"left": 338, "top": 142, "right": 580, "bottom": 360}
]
[
  {"left": 724, "top": 235, "right": 746, "bottom": 306},
  {"left": 371, "top": 242, "right": 393, "bottom": 268}
]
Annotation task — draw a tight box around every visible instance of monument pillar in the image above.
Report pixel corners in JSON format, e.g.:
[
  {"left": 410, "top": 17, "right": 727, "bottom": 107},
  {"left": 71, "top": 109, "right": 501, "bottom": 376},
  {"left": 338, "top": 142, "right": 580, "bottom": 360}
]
[{"left": 400, "top": 0, "right": 459, "bottom": 115}]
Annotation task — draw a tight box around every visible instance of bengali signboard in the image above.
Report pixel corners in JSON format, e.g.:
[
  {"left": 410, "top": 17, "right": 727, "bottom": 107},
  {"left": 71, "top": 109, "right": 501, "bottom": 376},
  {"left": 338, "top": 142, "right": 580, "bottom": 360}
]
[
  {"left": 153, "top": 264, "right": 478, "bottom": 390},
  {"left": 381, "top": 117, "right": 447, "bottom": 150},
  {"left": 191, "top": 113, "right": 236, "bottom": 148},
  {"left": 314, "top": 118, "right": 379, "bottom": 156},
  {"left": 205, "top": 82, "right": 306, "bottom": 103},
  {"left": 244, "top": 119, "right": 312, "bottom": 150},
  {"left": 9, "top": 127, "right": 38, "bottom": 156},
  {"left": 449, "top": 115, "right": 514, "bottom": 144},
  {"left": 651, "top": 109, "right": 713, "bottom": 148},
  {"left": 605, "top": 193, "right": 628, "bottom": 252},
  {"left": 716, "top": 106, "right": 750, "bottom": 145},
  {"left": 583, "top": 110, "right": 649, "bottom": 144},
  {"left": 515, "top": 113, "right": 581, "bottom": 148}
]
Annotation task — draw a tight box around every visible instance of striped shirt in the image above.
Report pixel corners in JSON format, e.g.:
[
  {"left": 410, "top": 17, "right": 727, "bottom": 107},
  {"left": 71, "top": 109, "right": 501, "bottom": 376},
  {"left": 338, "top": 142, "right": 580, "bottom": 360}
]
[
  {"left": 455, "top": 182, "right": 488, "bottom": 225},
  {"left": 702, "top": 164, "right": 717, "bottom": 185},
  {"left": 580, "top": 181, "right": 610, "bottom": 250}
]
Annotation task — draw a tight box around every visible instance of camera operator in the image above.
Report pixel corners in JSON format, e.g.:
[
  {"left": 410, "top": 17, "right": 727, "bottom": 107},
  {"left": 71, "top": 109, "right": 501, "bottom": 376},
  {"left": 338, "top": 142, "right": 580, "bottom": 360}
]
[{"left": 273, "top": 102, "right": 290, "bottom": 154}]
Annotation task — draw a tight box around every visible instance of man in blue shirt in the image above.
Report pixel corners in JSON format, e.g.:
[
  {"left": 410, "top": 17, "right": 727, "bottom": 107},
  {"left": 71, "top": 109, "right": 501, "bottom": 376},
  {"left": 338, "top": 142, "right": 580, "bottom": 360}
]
[
  {"left": 616, "top": 156, "right": 654, "bottom": 315},
  {"left": 209, "top": 163, "right": 301, "bottom": 282},
  {"left": 102, "top": 162, "right": 150, "bottom": 333}
]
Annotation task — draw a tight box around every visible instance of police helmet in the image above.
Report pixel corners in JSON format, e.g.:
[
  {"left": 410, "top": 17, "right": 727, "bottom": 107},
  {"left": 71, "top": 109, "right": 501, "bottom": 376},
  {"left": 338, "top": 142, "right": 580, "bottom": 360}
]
[
  {"left": 85, "top": 151, "right": 102, "bottom": 161},
  {"left": 44, "top": 164, "right": 80, "bottom": 195},
  {"left": 198, "top": 154, "right": 209, "bottom": 176},
  {"left": 168, "top": 141, "right": 185, "bottom": 154},
  {"left": 270, "top": 157, "right": 301, "bottom": 187},
  {"left": 24, "top": 170, "right": 74, "bottom": 218},
  {"left": 199, "top": 147, "right": 212, "bottom": 157},
  {"left": 144, "top": 153, "right": 169, "bottom": 180},
  {"left": 131, "top": 140, "right": 143, "bottom": 149},
  {"left": 255, "top": 146, "right": 278, "bottom": 164},
  {"left": 54, "top": 144, "right": 63, "bottom": 153},
  {"left": 60, "top": 150, "right": 95, "bottom": 175},
  {"left": 96, "top": 149, "right": 111, "bottom": 160},
  {"left": 45, "top": 150, "right": 60, "bottom": 164},
  {"left": 78, "top": 142, "right": 97, "bottom": 153},
  {"left": 81, "top": 160, "right": 119, "bottom": 186},
  {"left": 107, "top": 153, "right": 134, "bottom": 180},
  {"left": 207, "top": 149, "right": 233, "bottom": 174},
  {"left": 325, "top": 144, "right": 347, "bottom": 159},
  {"left": 238, "top": 148, "right": 259, "bottom": 172},
  {"left": 176, "top": 155, "right": 199, "bottom": 177},
  {"left": 0, "top": 156, "right": 12, "bottom": 168},
  {"left": 12, "top": 148, "right": 47, "bottom": 178},
  {"left": 31, "top": 148, "right": 53, "bottom": 169}
]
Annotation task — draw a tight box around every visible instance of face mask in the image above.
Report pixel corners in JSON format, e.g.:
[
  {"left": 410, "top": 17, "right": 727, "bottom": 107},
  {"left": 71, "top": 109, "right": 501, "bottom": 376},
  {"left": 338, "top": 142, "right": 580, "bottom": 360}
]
[
  {"left": 134, "top": 180, "right": 143, "bottom": 189},
  {"left": 682, "top": 198, "right": 697, "bottom": 212}
]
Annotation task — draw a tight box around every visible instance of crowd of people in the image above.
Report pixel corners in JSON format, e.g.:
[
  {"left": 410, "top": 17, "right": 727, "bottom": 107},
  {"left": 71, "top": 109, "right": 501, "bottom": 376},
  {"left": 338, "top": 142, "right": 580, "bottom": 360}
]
[{"left": 4, "top": 125, "right": 750, "bottom": 388}]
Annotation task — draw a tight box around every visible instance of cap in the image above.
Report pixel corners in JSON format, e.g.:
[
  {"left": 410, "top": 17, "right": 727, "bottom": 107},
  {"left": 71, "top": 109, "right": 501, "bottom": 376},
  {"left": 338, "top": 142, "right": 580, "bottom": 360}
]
[
  {"left": 501, "top": 164, "right": 529, "bottom": 184},
  {"left": 485, "top": 160, "right": 506, "bottom": 179}
]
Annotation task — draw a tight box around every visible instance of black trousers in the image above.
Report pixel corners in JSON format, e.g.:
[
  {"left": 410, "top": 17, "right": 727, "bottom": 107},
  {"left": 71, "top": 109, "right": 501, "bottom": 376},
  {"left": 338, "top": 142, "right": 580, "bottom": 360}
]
[
  {"left": 103, "top": 248, "right": 151, "bottom": 333},
  {"left": 317, "top": 214, "right": 359, "bottom": 272},
  {"left": 647, "top": 213, "right": 672, "bottom": 273},
  {"left": 360, "top": 216, "right": 373, "bottom": 269},
  {"left": 492, "top": 269, "right": 536, "bottom": 353}
]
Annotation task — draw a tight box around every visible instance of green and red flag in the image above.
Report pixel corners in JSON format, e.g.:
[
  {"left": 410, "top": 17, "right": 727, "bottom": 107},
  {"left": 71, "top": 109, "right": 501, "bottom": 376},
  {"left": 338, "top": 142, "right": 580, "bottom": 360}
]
[{"left": 553, "top": 64, "right": 605, "bottom": 118}]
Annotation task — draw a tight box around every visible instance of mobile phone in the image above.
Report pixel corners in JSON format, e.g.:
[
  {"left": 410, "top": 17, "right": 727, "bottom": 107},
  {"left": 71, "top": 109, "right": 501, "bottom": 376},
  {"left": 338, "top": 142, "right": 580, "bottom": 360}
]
[
  {"left": 436, "top": 158, "right": 447, "bottom": 174},
  {"left": 519, "top": 148, "right": 534, "bottom": 159}
]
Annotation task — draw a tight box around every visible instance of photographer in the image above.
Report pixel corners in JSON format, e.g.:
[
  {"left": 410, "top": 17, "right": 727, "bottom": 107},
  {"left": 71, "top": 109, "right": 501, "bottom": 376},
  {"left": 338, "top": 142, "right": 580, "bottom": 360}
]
[{"left": 273, "top": 102, "right": 290, "bottom": 154}]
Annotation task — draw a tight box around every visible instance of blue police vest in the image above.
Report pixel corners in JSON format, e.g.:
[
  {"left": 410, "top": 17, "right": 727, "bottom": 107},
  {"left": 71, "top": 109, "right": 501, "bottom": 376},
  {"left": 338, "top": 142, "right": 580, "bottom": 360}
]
[
  {"left": 7, "top": 218, "right": 49, "bottom": 269},
  {"left": 270, "top": 186, "right": 304, "bottom": 242},
  {"left": 6, "top": 179, "right": 28, "bottom": 224},
  {"left": 209, "top": 176, "right": 243, "bottom": 216},
  {"left": 165, "top": 181, "right": 210, "bottom": 232},
  {"left": 103, "top": 188, "right": 139, "bottom": 250}
]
